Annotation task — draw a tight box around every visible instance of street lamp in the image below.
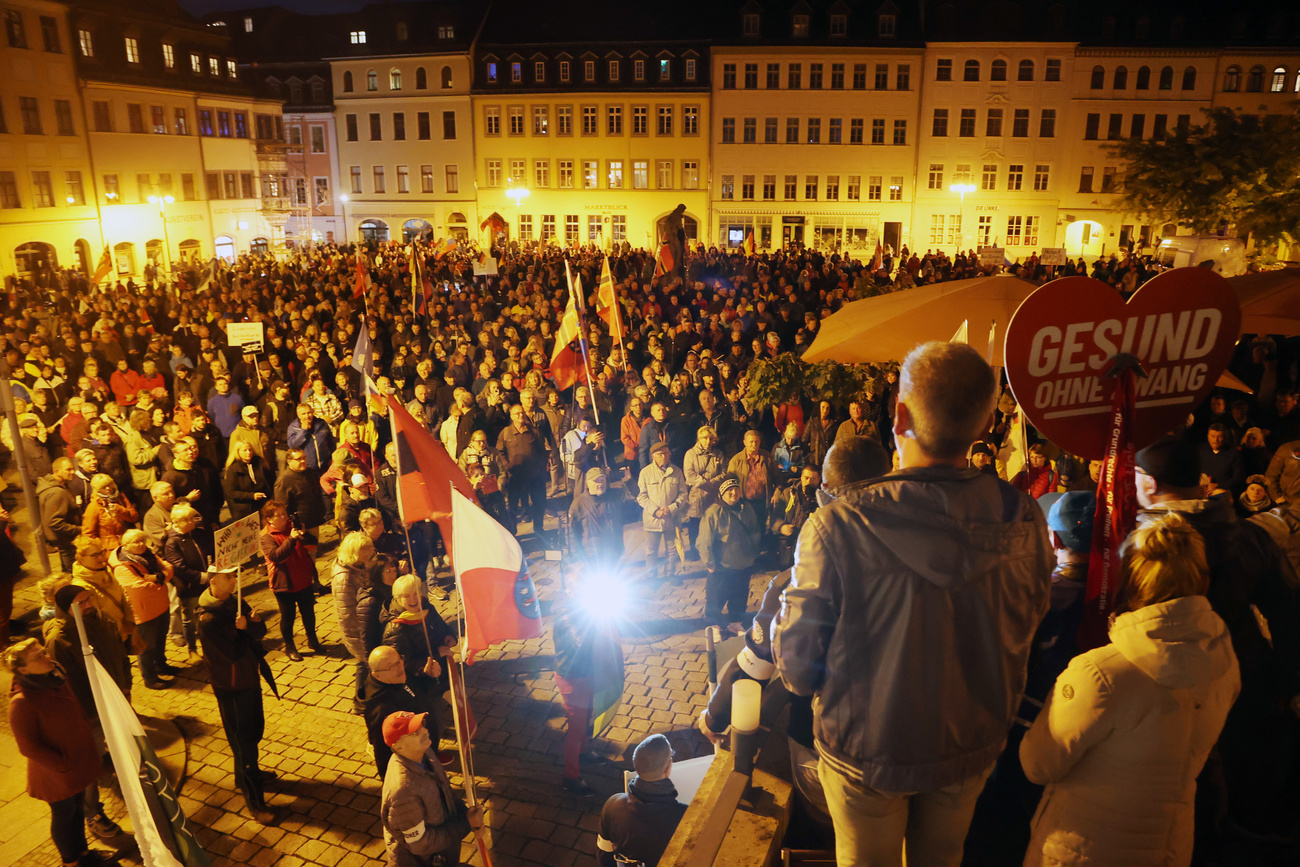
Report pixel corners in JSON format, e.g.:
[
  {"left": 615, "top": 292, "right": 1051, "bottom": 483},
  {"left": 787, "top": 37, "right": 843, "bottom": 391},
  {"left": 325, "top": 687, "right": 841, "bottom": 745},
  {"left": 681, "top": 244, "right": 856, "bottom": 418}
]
[
  {"left": 505, "top": 179, "right": 529, "bottom": 244},
  {"left": 949, "top": 182, "right": 976, "bottom": 252},
  {"left": 148, "top": 194, "right": 175, "bottom": 278}
]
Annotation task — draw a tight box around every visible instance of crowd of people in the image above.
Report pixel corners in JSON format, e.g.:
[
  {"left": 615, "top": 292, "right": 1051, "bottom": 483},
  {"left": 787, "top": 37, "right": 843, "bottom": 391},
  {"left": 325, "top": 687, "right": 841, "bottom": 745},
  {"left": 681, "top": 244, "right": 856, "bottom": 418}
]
[{"left": 2, "top": 236, "right": 1299, "bottom": 867}]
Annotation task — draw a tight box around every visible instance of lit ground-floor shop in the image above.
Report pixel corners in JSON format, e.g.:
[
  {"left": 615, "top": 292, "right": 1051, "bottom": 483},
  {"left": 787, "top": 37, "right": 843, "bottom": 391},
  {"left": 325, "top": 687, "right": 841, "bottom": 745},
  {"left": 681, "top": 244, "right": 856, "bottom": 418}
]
[
  {"left": 339, "top": 200, "right": 480, "bottom": 246},
  {"left": 491, "top": 190, "right": 709, "bottom": 252},
  {"left": 0, "top": 200, "right": 298, "bottom": 284},
  {"left": 710, "top": 205, "right": 915, "bottom": 258}
]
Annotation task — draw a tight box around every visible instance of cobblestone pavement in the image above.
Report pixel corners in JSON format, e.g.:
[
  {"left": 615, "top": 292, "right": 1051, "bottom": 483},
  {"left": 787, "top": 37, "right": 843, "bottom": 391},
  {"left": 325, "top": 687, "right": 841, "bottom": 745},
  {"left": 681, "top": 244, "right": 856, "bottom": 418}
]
[{"left": 1, "top": 494, "right": 777, "bottom": 867}]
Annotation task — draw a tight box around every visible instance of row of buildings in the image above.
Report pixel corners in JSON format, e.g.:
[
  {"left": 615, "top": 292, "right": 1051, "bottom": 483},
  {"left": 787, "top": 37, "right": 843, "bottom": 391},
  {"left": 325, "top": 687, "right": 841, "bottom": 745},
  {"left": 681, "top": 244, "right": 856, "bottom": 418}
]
[{"left": 2, "top": 0, "right": 1298, "bottom": 283}]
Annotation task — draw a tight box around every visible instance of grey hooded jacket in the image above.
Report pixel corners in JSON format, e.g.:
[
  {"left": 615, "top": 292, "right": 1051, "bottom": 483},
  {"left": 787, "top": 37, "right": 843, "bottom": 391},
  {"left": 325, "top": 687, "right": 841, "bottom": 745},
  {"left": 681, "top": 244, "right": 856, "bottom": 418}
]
[{"left": 772, "top": 465, "right": 1052, "bottom": 792}]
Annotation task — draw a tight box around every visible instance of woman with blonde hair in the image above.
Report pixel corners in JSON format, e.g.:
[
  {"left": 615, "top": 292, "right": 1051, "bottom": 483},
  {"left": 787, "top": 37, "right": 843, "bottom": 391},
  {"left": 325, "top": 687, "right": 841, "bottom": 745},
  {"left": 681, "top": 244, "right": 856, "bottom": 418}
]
[
  {"left": 1020, "top": 513, "right": 1240, "bottom": 866},
  {"left": 333, "top": 531, "right": 375, "bottom": 712}
]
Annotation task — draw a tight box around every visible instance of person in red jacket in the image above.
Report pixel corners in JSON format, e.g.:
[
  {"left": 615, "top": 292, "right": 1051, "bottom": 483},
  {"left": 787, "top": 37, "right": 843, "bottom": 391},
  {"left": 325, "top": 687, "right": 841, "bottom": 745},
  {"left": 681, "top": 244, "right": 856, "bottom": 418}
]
[
  {"left": 1012, "top": 444, "right": 1058, "bottom": 499},
  {"left": 5, "top": 637, "right": 116, "bottom": 867},
  {"left": 258, "top": 499, "right": 322, "bottom": 662}
]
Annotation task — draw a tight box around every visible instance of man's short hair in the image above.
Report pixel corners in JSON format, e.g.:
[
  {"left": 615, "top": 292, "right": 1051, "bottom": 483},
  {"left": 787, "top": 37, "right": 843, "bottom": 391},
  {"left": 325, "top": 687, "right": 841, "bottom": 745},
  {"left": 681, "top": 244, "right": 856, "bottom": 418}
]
[
  {"left": 898, "top": 342, "right": 998, "bottom": 461},
  {"left": 632, "top": 733, "right": 674, "bottom": 779},
  {"left": 149, "top": 480, "right": 173, "bottom": 498},
  {"left": 822, "top": 436, "right": 890, "bottom": 489}
]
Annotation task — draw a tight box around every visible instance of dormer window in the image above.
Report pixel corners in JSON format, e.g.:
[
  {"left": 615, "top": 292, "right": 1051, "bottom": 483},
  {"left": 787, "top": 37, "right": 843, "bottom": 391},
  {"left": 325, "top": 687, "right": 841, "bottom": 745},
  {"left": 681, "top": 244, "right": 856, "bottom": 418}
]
[
  {"left": 534, "top": 60, "right": 545, "bottom": 82},
  {"left": 609, "top": 59, "right": 620, "bottom": 81},
  {"left": 349, "top": 30, "right": 365, "bottom": 44},
  {"left": 396, "top": 21, "right": 408, "bottom": 41},
  {"left": 878, "top": 14, "right": 896, "bottom": 37},
  {"left": 830, "top": 14, "right": 847, "bottom": 36},
  {"left": 743, "top": 13, "right": 759, "bottom": 36},
  {"left": 793, "top": 14, "right": 809, "bottom": 36}
]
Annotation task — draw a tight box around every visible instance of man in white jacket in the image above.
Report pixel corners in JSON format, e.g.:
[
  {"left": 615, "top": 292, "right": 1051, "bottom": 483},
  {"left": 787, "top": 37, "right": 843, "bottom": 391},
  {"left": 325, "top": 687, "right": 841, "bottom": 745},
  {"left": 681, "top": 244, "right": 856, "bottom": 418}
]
[{"left": 636, "top": 441, "right": 686, "bottom": 580}]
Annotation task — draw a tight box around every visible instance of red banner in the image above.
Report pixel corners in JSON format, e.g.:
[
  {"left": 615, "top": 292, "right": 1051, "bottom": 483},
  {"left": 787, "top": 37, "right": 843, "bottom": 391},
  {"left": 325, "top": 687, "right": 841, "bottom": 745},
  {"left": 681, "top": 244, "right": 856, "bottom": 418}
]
[{"left": 1078, "top": 365, "right": 1138, "bottom": 650}]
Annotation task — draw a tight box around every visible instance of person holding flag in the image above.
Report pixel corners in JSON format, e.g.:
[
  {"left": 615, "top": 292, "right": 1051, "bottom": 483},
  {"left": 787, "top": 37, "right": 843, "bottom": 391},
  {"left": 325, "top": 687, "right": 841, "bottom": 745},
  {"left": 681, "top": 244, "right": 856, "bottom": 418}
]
[{"left": 551, "top": 566, "right": 624, "bottom": 798}]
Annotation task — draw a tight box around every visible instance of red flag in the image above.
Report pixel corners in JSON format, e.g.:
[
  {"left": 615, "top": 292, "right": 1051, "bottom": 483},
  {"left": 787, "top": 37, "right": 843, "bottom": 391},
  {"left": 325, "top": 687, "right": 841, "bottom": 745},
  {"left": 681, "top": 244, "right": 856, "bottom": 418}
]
[
  {"left": 653, "top": 242, "right": 674, "bottom": 278},
  {"left": 872, "top": 242, "right": 883, "bottom": 271},
  {"left": 353, "top": 254, "right": 371, "bottom": 299},
  {"left": 1078, "top": 364, "right": 1138, "bottom": 650},
  {"left": 385, "top": 396, "right": 477, "bottom": 559},
  {"left": 549, "top": 285, "right": 582, "bottom": 390},
  {"left": 452, "top": 486, "right": 543, "bottom": 661},
  {"left": 744, "top": 231, "right": 756, "bottom": 256}
]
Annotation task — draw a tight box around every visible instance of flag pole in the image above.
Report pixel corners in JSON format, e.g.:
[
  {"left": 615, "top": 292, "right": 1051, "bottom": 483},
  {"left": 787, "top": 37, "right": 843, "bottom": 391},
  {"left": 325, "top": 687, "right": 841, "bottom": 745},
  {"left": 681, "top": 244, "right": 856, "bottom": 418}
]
[
  {"left": 566, "top": 260, "right": 601, "bottom": 429},
  {"left": 447, "top": 482, "right": 493, "bottom": 867}
]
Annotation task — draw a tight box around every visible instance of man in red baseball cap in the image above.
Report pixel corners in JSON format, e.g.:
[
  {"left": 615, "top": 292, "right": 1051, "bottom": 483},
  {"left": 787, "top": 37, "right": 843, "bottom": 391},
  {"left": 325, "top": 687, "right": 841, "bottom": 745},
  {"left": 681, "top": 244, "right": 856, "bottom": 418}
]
[{"left": 379, "top": 712, "right": 482, "bottom": 866}]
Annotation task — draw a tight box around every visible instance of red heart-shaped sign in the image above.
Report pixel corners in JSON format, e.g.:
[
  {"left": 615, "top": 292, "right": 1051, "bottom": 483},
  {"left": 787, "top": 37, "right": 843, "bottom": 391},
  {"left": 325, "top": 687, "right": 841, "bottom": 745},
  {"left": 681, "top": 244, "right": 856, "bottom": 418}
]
[{"left": 1004, "top": 269, "right": 1241, "bottom": 459}]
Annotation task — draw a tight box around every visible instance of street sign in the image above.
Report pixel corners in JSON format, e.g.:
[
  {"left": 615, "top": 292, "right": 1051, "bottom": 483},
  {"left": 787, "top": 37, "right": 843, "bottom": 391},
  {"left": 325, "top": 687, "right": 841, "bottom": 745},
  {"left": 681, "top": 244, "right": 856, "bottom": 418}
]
[
  {"left": 1003, "top": 270, "right": 1240, "bottom": 458},
  {"left": 227, "top": 322, "right": 263, "bottom": 354},
  {"left": 214, "top": 511, "right": 262, "bottom": 570}
]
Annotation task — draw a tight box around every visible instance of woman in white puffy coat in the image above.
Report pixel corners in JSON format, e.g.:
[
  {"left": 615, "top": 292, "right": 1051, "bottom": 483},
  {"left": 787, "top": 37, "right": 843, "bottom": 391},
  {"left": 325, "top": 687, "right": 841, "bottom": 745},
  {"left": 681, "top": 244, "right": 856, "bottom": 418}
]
[{"left": 1021, "top": 512, "right": 1240, "bottom": 866}]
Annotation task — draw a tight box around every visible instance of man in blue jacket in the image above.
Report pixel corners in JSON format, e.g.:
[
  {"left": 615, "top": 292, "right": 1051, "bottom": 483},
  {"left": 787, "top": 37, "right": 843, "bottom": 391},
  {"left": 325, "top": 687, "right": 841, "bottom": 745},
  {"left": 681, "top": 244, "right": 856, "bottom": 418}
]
[{"left": 286, "top": 403, "right": 334, "bottom": 470}]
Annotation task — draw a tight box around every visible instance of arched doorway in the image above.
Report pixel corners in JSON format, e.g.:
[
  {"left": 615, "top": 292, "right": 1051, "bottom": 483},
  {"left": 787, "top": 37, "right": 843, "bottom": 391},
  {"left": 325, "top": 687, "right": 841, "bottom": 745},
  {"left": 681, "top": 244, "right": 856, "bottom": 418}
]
[
  {"left": 14, "top": 241, "right": 57, "bottom": 280},
  {"left": 113, "top": 241, "right": 136, "bottom": 276},
  {"left": 251, "top": 237, "right": 269, "bottom": 256},
  {"left": 145, "top": 239, "right": 164, "bottom": 266},
  {"left": 74, "top": 239, "right": 92, "bottom": 276},
  {"left": 214, "top": 235, "right": 236, "bottom": 262},
  {"left": 446, "top": 212, "right": 468, "bottom": 241},
  {"left": 655, "top": 212, "right": 699, "bottom": 243},
  {"left": 177, "top": 239, "right": 202, "bottom": 266},
  {"left": 359, "top": 219, "right": 389, "bottom": 244},
  {"left": 480, "top": 212, "right": 507, "bottom": 245},
  {"left": 402, "top": 219, "right": 431, "bottom": 243},
  {"left": 1064, "top": 220, "right": 1105, "bottom": 259}
]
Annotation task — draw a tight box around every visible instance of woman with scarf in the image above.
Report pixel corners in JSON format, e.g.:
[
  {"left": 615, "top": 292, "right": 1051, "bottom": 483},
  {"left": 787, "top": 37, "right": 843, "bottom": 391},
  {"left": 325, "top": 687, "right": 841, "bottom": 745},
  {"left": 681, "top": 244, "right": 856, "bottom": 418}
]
[
  {"left": 71, "top": 535, "right": 137, "bottom": 655},
  {"left": 80, "top": 473, "right": 139, "bottom": 550},
  {"left": 5, "top": 637, "right": 115, "bottom": 867},
  {"left": 383, "top": 573, "right": 455, "bottom": 740},
  {"left": 223, "top": 439, "right": 273, "bottom": 522},
  {"left": 259, "top": 499, "right": 322, "bottom": 662},
  {"left": 113, "top": 529, "right": 178, "bottom": 689}
]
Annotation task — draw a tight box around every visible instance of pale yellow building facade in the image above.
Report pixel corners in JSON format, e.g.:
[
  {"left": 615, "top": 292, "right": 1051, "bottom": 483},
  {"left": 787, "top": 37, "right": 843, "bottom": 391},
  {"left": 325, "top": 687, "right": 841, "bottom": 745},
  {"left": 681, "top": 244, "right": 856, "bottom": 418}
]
[
  {"left": 710, "top": 45, "right": 924, "bottom": 256},
  {"left": 470, "top": 88, "right": 711, "bottom": 251},
  {"left": 330, "top": 53, "right": 478, "bottom": 245},
  {"left": 0, "top": 0, "right": 98, "bottom": 280}
]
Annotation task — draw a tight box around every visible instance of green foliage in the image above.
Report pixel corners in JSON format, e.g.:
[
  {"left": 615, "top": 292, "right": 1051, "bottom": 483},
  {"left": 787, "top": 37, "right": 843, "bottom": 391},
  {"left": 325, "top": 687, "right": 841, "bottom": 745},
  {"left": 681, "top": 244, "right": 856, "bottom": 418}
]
[
  {"left": 1107, "top": 107, "right": 1300, "bottom": 246},
  {"left": 746, "top": 354, "right": 881, "bottom": 410}
]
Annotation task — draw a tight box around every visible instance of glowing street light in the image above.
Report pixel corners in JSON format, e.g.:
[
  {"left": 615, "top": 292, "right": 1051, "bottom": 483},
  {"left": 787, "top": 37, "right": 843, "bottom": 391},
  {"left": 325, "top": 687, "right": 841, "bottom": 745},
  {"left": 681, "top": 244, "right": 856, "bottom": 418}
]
[
  {"left": 949, "top": 182, "right": 976, "bottom": 202},
  {"left": 148, "top": 194, "right": 176, "bottom": 278}
]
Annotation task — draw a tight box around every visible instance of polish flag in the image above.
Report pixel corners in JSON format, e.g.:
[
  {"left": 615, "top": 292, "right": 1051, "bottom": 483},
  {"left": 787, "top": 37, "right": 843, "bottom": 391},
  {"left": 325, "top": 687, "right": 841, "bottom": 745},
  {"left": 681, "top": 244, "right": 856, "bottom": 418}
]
[{"left": 452, "top": 487, "right": 544, "bottom": 661}]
